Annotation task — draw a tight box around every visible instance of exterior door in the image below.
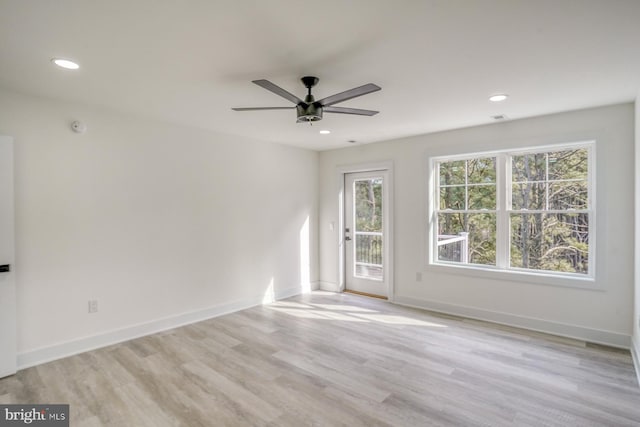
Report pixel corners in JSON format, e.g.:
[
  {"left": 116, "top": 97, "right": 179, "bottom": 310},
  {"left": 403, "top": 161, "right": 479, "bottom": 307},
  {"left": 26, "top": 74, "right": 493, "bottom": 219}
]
[
  {"left": 0, "top": 136, "right": 16, "bottom": 378},
  {"left": 344, "top": 171, "right": 389, "bottom": 297}
]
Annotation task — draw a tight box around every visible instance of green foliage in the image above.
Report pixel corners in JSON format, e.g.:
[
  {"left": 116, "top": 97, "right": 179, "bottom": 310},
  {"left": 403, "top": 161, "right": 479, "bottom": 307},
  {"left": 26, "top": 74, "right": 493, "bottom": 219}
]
[
  {"left": 437, "top": 148, "right": 590, "bottom": 274},
  {"left": 439, "top": 157, "right": 496, "bottom": 210},
  {"left": 355, "top": 179, "right": 382, "bottom": 232},
  {"left": 510, "top": 149, "right": 589, "bottom": 274},
  {"left": 438, "top": 213, "right": 496, "bottom": 265},
  {"left": 354, "top": 179, "right": 383, "bottom": 266}
]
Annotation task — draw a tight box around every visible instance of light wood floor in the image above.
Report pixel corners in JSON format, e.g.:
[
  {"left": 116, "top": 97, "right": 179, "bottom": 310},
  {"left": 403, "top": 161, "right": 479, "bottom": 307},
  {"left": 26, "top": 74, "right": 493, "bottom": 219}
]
[{"left": 1, "top": 291, "right": 639, "bottom": 426}]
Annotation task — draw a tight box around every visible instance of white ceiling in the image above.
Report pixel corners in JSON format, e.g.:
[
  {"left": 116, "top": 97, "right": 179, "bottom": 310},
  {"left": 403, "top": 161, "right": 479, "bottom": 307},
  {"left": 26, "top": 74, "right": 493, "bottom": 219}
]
[{"left": 1, "top": 0, "right": 639, "bottom": 151}]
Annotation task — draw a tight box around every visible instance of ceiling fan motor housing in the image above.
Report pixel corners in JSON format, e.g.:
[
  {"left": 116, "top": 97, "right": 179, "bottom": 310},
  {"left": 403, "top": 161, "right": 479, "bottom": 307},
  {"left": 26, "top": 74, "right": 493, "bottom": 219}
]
[
  {"left": 297, "top": 78, "right": 323, "bottom": 122},
  {"left": 296, "top": 103, "right": 323, "bottom": 122}
]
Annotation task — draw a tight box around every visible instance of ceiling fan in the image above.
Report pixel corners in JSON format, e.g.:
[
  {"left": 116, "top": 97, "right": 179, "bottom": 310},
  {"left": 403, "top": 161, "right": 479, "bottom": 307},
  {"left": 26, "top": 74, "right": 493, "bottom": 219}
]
[{"left": 232, "top": 76, "right": 381, "bottom": 123}]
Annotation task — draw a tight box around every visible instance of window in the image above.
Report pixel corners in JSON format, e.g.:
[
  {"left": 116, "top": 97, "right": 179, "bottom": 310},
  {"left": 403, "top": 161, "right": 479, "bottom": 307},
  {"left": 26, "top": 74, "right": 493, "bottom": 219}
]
[
  {"left": 438, "top": 157, "right": 497, "bottom": 266},
  {"left": 431, "top": 142, "right": 593, "bottom": 279}
]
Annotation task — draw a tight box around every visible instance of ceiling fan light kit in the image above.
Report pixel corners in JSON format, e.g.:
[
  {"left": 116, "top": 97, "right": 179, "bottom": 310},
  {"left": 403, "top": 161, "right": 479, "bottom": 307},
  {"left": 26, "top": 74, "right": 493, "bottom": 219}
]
[{"left": 233, "top": 76, "right": 381, "bottom": 124}]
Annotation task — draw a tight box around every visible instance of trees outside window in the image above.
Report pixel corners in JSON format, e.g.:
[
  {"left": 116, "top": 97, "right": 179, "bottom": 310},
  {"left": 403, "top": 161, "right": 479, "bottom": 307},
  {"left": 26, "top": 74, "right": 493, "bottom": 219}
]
[
  {"left": 510, "top": 149, "right": 589, "bottom": 273},
  {"left": 438, "top": 157, "right": 497, "bottom": 266},
  {"left": 433, "top": 143, "right": 592, "bottom": 277},
  {"left": 354, "top": 179, "right": 383, "bottom": 268}
]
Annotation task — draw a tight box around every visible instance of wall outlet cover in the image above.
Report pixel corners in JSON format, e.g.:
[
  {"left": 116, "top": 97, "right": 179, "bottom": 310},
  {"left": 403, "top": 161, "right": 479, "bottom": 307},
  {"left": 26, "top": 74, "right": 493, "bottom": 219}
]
[{"left": 88, "top": 300, "right": 98, "bottom": 314}]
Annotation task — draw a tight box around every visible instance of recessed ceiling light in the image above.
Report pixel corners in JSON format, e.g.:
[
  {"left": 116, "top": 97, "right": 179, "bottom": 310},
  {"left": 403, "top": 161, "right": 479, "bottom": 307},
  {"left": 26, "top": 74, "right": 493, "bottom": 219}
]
[
  {"left": 348, "top": 140, "right": 357, "bottom": 144},
  {"left": 52, "top": 58, "right": 80, "bottom": 70},
  {"left": 489, "top": 94, "right": 508, "bottom": 102},
  {"left": 319, "top": 130, "right": 331, "bottom": 135}
]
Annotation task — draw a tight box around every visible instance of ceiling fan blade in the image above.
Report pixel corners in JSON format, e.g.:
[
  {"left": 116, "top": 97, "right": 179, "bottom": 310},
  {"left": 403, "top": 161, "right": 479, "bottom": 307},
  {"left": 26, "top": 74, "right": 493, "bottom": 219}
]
[
  {"left": 232, "top": 107, "right": 295, "bottom": 111},
  {"left": 317, "top": 83, "right": 381, "bottom": 107},
  {"left": 323, "top": 106, "right": 379, "bottom": 116},
  {"left": 252, "top": 79, "right": 304, "bottom": 105}
]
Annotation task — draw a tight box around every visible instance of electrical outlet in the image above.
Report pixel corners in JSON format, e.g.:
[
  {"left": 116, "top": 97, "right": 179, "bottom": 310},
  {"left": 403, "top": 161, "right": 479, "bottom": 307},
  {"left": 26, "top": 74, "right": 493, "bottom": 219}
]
[
  {"left": 88, "top": 300, "right": 98, "bottom": 314},
  {"left": 416, "top": 272, "right": 423, "bottom": 282}
]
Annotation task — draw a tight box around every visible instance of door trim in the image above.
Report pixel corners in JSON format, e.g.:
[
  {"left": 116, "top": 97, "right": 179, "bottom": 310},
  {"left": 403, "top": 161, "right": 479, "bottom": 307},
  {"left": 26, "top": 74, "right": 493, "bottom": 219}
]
[
  {"left": 0, "top": 135, "right": 16, "bottom": 378},
  {"left": 336, "top": 161, "right": 394, "bottom": 301}
]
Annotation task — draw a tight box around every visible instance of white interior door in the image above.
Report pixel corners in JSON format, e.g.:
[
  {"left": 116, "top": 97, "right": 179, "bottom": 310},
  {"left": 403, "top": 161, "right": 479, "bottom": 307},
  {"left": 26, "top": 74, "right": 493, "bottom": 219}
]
[
  {"left": 0, "top": 136, "right": 16, "bottom": 378},
  {"left": 344, "top": 170, "right": 389, "bottom": 297}
]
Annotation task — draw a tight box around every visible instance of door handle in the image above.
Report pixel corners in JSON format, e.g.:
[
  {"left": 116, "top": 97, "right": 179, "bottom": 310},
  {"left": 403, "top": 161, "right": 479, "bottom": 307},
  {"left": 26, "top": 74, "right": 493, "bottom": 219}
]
[
  {"left": 345, "top": 236, "right": 351, "bottom": 241},
  {"left": 0, "top": 264, "right": 10, "bottom": 273}
]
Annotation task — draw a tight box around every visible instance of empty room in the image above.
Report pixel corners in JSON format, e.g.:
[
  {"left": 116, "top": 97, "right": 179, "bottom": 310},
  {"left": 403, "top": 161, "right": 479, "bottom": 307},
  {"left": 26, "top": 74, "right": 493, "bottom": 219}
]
[{"left": 1, "top": 1, "right": 640, "bottom": 426}]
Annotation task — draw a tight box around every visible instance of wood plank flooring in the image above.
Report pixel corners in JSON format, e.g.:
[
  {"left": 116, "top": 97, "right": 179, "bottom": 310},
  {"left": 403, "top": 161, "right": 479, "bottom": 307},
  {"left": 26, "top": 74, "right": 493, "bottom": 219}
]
[{"left": 1, "top": 291, "right": 639, "bottom": 426}]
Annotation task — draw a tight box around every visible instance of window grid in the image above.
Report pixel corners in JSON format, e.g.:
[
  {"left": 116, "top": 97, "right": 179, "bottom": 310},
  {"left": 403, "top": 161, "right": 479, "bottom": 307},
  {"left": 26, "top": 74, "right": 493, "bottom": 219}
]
[{"left": 432, "top": 143, "right": 593, "bottom": 279}]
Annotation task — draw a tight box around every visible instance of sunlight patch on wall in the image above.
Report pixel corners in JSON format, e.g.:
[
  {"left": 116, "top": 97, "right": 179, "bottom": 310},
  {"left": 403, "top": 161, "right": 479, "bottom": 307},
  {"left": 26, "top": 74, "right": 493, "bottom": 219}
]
[
  {"left": 300, "top": 215, "right": 311, "bottom": 292},
  {"left": 262, "top": 277, "right": 275, "bottom": 304}
]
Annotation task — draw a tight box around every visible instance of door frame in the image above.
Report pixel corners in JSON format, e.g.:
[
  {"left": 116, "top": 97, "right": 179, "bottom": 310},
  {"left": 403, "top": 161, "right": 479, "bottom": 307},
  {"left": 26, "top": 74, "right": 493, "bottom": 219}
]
[
  {"left": 337, "top": 161, "right": 394, "bottom": 301},
  {"left": 0, "top": 135, "right": 16, "bottom": 378}
]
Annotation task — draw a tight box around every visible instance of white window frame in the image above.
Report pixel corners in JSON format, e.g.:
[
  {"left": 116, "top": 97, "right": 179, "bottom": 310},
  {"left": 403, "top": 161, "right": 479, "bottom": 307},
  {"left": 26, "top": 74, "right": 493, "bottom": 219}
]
[{"left": 427, "top": 141, "right": 596, "bottom": 288}]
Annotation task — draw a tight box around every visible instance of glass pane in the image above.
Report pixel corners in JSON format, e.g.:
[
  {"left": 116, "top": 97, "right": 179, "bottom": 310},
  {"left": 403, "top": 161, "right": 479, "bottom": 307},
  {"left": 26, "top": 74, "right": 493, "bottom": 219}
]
[
  {"left": 440, "top": 185, "right": 465, "bottom": 210},
  {"left": 437, "top": 213, "right": 496, "bottom": 265},
  {"left": 354, "top": 178, "right": 382, "bottom": 232},
  {"left": 355, "top": 233, "right": 383, "bottom": 280},
  {"left": 510, "top": 213, "right": 589, "bottom": 274},
  {"left": 510, "top": 213, "right": 541, "bottom": 270},
  {"left": 468, "top": 184, "right": 496, "bottom": 210},
  {"left": 467, "top": 213, "right": 497, "bottom": 266},
  {"left": 437, "top": 212, "right": 466, "bottom": 263},
  {"left": 549, "top": 181, "right": 588, "bottom": 210},
  {"left": 549, "top": 149, "right": 588, "bottom": 181},
  {"left": 512, "top": 182, "right": 546, "bottom": 210},
  {"left": 467, "top": 157, "right": 496, "bottom": 184},
  {"left": 439, "top": 160, "right": 465, "bottom": 185},
  {"left": 512, "top": 153, "right": 547, "bottom": 183}
]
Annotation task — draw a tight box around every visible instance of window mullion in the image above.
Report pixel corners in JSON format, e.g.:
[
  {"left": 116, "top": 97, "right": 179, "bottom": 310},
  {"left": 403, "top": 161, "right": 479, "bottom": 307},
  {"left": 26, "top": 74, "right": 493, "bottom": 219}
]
[
  {"left": 432, "top": 159, "right": 440, "bottom": 265},
  {"left": 545, "top": 153, "right": 549, "bottom": 211},
  {"left": 464, "top": 160, "right": 469, "bottom": 210},
  {"left": 496, "top": 153, "right": 509, "bottom": 269}
]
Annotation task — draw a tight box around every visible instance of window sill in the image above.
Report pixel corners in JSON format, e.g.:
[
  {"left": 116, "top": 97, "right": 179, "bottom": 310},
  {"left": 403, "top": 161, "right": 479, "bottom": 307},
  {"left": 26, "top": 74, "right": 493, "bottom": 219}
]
[{"left": 425, "top": 262, "right": 601, "bottom": 291}]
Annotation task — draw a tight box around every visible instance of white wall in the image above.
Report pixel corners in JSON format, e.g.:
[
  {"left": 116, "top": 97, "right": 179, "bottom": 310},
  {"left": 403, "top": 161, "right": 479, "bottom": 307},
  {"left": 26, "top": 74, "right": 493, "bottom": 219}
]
[
  {"left": 0, "top": 88, "right": 318, "bottom": 365},
  {"left": 320, "top": 103, "right": 635, "bottom": 347}
]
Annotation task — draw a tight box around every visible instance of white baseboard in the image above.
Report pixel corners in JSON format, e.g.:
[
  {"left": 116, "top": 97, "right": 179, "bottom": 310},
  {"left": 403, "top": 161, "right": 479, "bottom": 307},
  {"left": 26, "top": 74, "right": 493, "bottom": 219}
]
[
  {"left": 318, "top": 281, "right": 341, "bottom": 292},
  {"left": 393, "top": 295, "right": 631, "bottom": 349},
  {"left": 632, "top": 336, "right": 640, "bottom": 387},
  {"left": 17, "top": 285, "right": 309, "bottom": 370}
]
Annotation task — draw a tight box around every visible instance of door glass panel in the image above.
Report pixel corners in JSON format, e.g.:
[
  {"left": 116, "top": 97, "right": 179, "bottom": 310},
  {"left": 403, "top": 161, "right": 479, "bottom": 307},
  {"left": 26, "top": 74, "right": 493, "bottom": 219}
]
[{"left": 354, "top": 178, "right": 383, "bottom": 280}]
